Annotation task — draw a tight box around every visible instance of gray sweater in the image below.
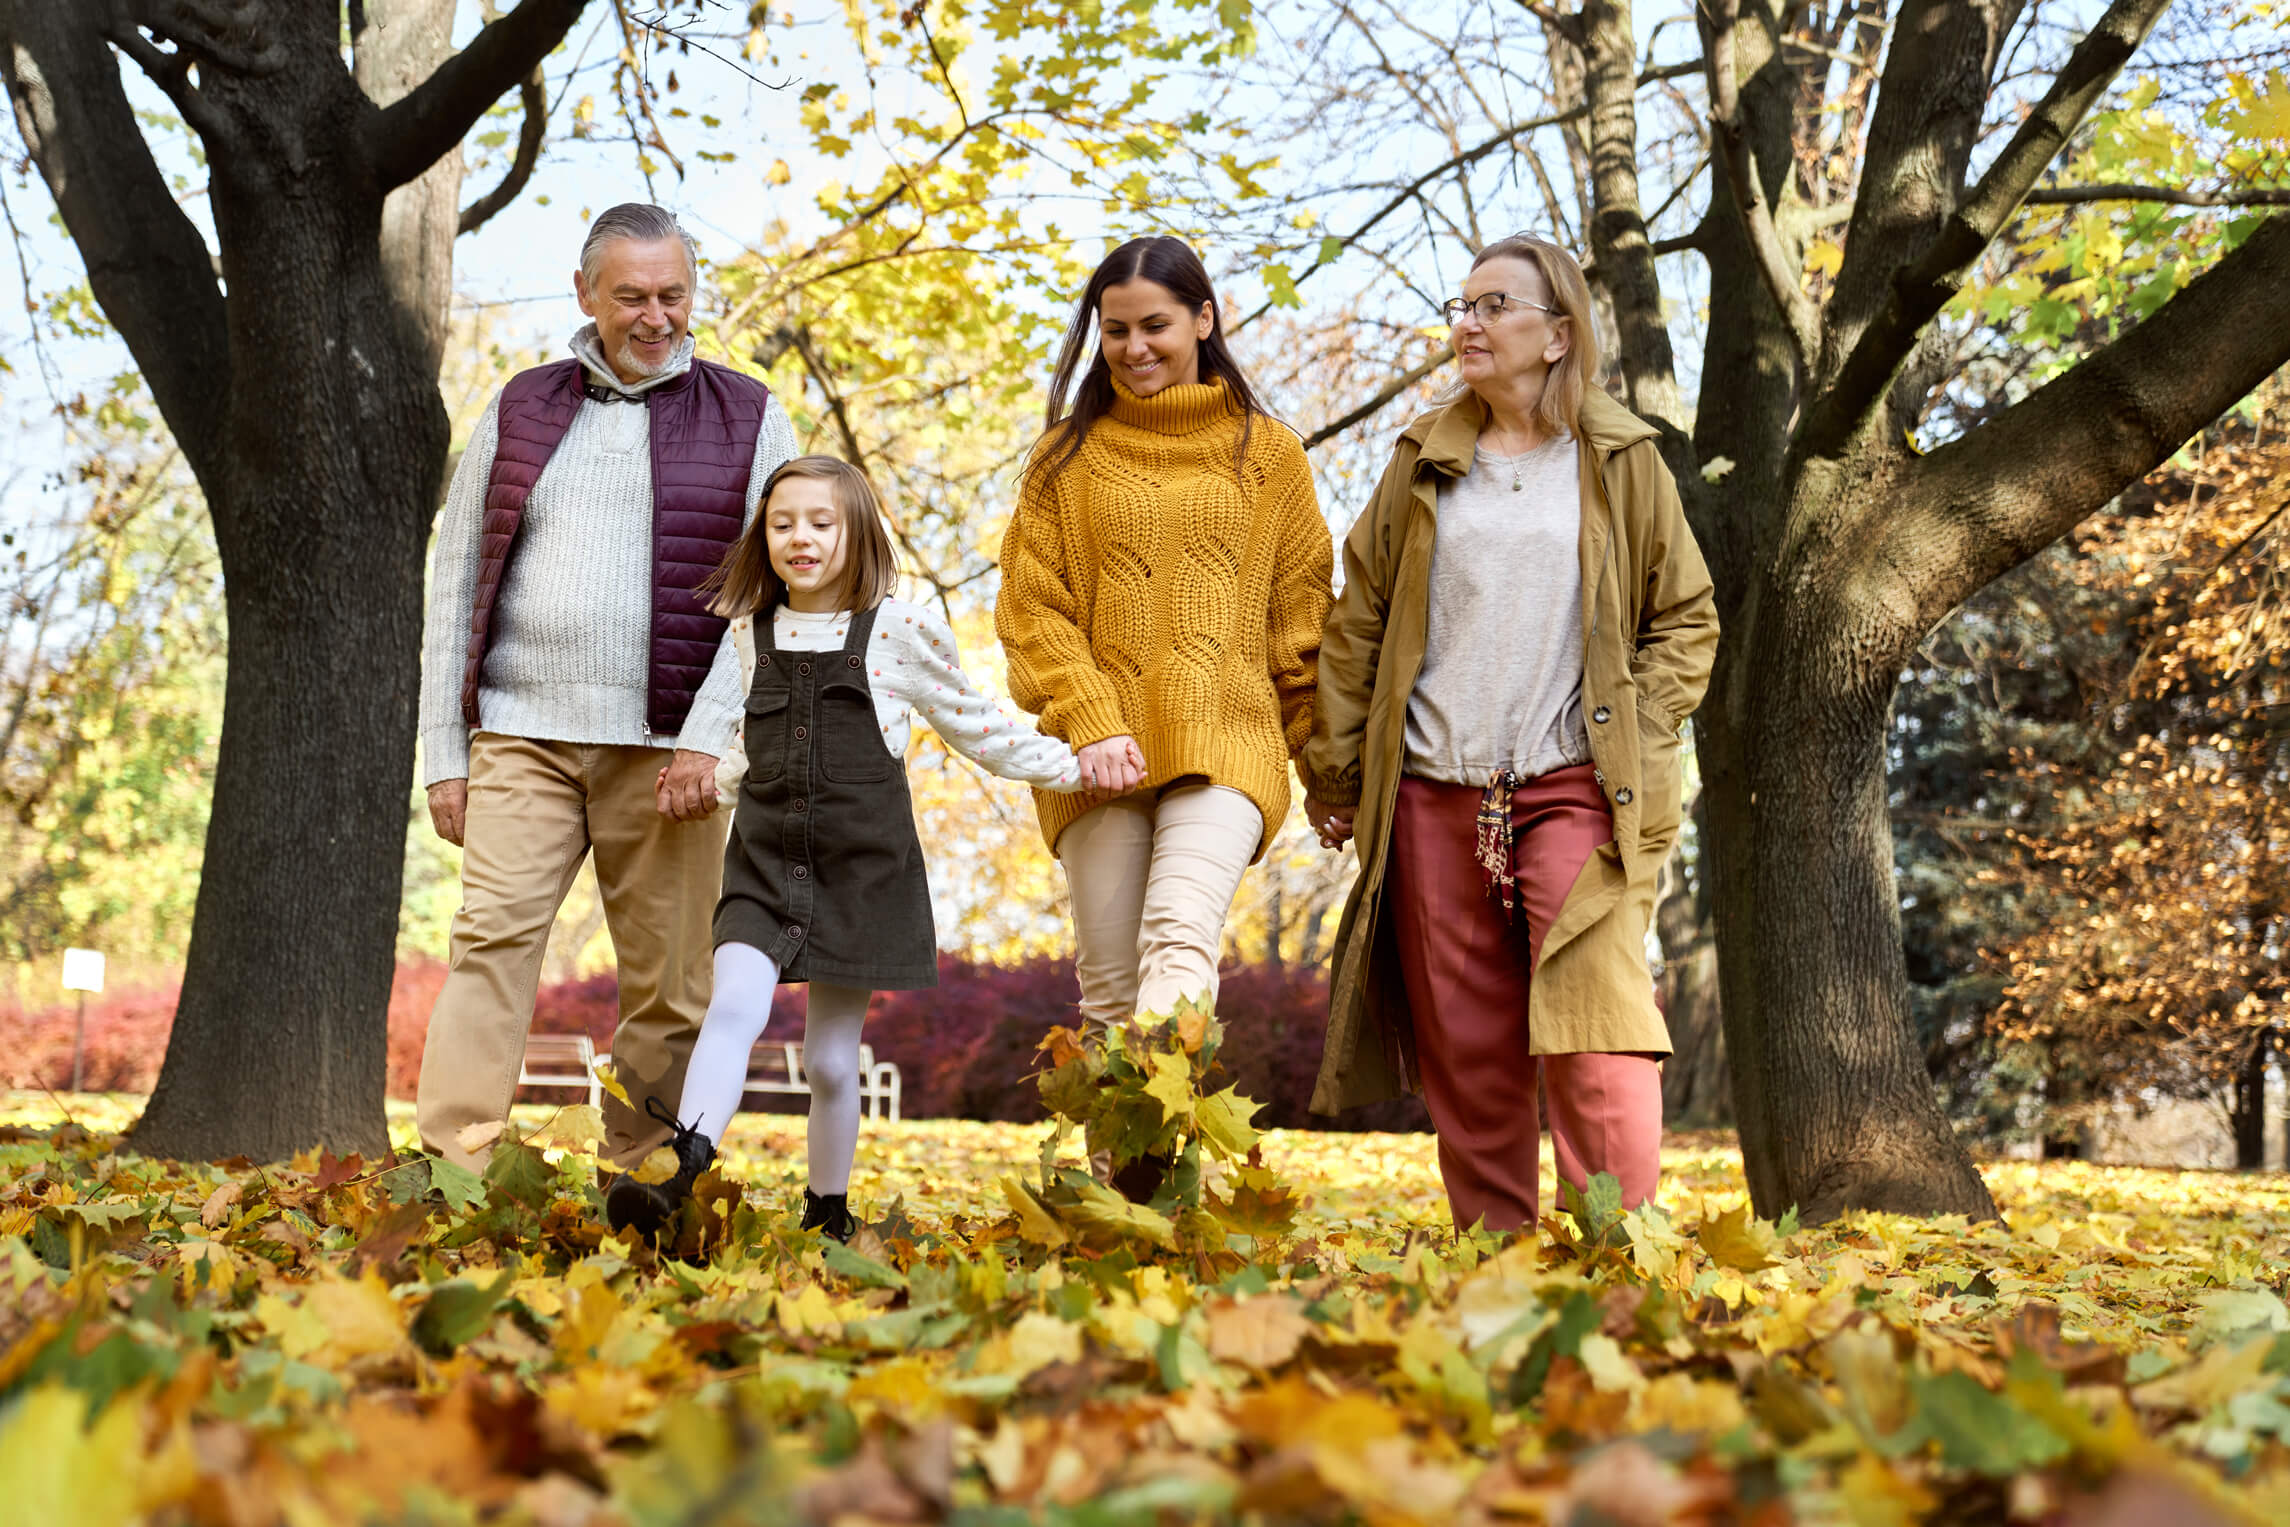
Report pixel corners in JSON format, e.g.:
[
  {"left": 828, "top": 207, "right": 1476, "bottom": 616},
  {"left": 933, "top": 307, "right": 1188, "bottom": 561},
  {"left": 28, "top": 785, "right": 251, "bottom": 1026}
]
[
  {"left": 1403, "top": 435, "right": 1593, "bottom": 785},
  {"left": 419, "top": 326, "right": 797, "bottom": 785}
]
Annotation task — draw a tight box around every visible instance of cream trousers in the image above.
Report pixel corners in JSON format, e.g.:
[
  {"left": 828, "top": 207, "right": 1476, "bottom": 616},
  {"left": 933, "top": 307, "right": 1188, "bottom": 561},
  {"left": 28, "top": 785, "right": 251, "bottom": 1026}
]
[
  {"left": 416, "top": 734, "right": 727, "bottom": 1172},
  {"left": 1057, "top": 784, "right": 1263, "bottom": 1033}
]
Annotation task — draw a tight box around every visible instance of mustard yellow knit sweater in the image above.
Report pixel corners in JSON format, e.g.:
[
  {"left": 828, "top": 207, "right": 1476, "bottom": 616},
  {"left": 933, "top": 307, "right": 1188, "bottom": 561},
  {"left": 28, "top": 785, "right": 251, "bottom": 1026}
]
[{"left": 995, "top": 377, "right": 1333, "bottom": 861}]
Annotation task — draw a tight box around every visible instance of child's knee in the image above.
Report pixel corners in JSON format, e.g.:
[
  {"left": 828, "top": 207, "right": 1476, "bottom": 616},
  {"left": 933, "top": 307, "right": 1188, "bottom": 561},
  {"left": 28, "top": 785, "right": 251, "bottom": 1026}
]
[{"left": 805, "top": 1047, "right": 859, "bottom": 1100}]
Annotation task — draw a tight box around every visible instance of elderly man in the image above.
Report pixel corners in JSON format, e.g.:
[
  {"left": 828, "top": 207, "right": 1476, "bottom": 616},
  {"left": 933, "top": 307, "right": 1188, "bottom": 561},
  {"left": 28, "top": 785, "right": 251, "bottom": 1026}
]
[{"left": 417, "top": 203, "right": 793, "bottom": 1172}]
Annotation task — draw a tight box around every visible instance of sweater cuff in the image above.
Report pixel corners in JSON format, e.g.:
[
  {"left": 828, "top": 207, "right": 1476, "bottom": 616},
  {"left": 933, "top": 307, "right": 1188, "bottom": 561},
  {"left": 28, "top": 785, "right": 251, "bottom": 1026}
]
[
  {"left": 673, "top": 695, "right": 742, "bottom": 762},
  {"left": 1052, "top": 692, "right": 1133, "bottom": 750},
  {"left": 422, "top": 724, "right": 471, "bottom": 787}
]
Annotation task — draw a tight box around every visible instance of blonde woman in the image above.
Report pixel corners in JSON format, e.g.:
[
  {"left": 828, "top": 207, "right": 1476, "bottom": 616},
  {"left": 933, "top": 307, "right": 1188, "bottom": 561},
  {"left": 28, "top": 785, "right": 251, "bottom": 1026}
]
[{"left": 1301, "top": 236, "right": 1719, "bottom": 1232}]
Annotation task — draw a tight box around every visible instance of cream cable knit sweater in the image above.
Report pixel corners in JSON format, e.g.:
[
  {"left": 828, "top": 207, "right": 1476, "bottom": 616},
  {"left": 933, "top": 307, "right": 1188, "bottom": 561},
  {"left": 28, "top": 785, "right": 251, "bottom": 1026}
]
[{"left": 419, "top": 328, "right": 796, "bottom": 786}]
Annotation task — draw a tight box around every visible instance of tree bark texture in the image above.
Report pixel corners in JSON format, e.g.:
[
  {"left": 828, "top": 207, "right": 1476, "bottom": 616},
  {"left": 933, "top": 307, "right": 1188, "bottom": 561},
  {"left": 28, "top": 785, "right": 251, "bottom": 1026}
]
[
  {"left": 0, "top": 1, "right": 585, "bottom": 1160},
  {"left": 1565, "top": 0, "right": 2290, "bottom": 1219},
  {"left": 2232, "top": 1030, "right": 2274, "bottom": 1172},
  {"left": 1655, "top": 796, "right": 1726, "bottom": 1127}
]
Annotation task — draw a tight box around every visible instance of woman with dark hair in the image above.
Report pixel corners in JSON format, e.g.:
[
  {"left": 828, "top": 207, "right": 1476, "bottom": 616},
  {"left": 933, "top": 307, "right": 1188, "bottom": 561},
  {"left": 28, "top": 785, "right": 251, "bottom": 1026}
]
[
  {"left": 996, "top": 235, "right": 1332, "bottom": 1057},
  {"left": 1301, "top": 235, "right": 1718, "bottom": 1233}
]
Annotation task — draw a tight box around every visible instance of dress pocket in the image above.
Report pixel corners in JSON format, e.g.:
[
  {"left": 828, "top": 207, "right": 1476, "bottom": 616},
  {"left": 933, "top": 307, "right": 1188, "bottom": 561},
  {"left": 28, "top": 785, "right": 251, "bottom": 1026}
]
[
  {"left": 744, "top": 687, "right": 791, "bottom": 782},
  {"left": 818, "top": 676, "right": 896, "bottom": 783}
]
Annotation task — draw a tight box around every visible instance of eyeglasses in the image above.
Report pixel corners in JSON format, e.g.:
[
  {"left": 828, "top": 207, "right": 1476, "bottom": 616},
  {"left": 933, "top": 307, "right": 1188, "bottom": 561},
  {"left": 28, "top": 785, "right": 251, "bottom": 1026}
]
[{"left": 1441, "top": 292, "right": 1554, "bottom": 326}]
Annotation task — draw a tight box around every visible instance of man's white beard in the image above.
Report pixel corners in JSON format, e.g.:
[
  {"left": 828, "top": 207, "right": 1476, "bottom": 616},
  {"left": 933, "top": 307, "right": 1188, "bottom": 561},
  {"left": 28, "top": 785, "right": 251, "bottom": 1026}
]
[{"left": 616, "top": 332, "right": 677, "bottom": 378}]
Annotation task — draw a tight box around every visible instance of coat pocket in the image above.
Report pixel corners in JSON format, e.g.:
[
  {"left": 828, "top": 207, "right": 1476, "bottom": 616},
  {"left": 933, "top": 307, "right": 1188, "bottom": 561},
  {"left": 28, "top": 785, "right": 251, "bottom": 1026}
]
[
  {"left": 744, "top": 688, "right": 791, "bottom": 782},
  {"left": 818, "top": 674, "right": 896, "bottom": 783},
  {"left": 1634, "top": 701, "right": 1684, "bottom": 854}
]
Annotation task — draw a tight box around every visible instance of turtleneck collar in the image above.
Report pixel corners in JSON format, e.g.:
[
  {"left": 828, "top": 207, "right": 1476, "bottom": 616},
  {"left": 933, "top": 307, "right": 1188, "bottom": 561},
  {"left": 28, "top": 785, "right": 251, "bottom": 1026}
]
[
  {"left": 1106, "top": 373, "right": 1237, "bottom": 435},
  {"left": 569, "top": 322, "right": 696, "bottom": 399}
]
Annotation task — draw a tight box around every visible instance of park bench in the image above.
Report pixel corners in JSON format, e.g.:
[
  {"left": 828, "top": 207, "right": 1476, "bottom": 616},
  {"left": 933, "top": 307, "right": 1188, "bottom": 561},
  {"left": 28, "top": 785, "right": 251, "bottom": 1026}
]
[
  {"left": 515, "top": 1033, "right": 603, "bottom": 1108},
  {"left": 565, "top": 1040, "right": 903, "bottom": 1121}
]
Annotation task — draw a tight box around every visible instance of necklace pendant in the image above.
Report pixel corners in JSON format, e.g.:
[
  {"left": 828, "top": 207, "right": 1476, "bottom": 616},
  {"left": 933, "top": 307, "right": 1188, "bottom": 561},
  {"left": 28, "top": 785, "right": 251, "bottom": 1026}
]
[{"left": 1511, "top": 470, "right": 1523, "bottom": 492}]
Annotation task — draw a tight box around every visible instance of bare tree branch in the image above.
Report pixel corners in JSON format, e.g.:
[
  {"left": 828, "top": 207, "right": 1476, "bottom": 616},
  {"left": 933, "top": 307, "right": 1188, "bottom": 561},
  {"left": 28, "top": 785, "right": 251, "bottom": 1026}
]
[
  {"left": 1302, "top": 343, "right": 1453, "bottom": 448},
  {"left": 0, "top": 2, "right": 229, "bottom": 483},
  {"left": 1233, "top": 59, "right": 1701, "bottom": 335},
  {"left": 1805, "top": 0, "right": 2171, "bottom": 460},
  {"left": 367, "top": 0, "right": 588, "bottom": 192},
  {"left": 2021, "top": 182, "right": 2290, "bottom": 208},
  {"left": 1706, "top": 0, "right": 1819, "bottom": 367},
  {"left": 1884, "top": 213, "right": 2290, "bottom": 641},
  {"left": 457, "top": 68, "right": 545, "bottom": 234}
]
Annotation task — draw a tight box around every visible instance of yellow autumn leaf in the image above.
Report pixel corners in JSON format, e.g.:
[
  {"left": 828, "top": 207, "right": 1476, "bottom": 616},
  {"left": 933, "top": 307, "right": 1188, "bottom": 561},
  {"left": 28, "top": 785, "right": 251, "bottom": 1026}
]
[
  {"left": 1204, "top": 1294, "right": 1315, "bottom": 1369},
  {"left": 1695, "top": 1203, "right": 1781, "bottom": 1271},
  {"left": 0, "top": 1387, "right": 145, "bottom": 1527}
]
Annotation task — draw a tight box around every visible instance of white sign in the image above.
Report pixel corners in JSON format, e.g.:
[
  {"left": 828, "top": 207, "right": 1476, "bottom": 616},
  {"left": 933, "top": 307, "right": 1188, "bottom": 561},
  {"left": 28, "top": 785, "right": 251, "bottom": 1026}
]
[{"left": 61, "top": 948, "right": 105, "bottom": 993}]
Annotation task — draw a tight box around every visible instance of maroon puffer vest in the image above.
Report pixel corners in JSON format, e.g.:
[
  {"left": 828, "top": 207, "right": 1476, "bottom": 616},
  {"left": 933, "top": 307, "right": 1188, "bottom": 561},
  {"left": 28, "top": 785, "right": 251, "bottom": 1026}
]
[{"left": 461, "top": 356, "right": 771, "bottom": 737}]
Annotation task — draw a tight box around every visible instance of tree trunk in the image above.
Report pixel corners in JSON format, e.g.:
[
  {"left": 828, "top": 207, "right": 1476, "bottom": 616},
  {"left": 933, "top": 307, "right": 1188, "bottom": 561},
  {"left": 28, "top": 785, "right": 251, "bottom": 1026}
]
[
  {"left": 1703, "top": 562, "right": 2000, "bottom": 1222},
  {"left": 2232, "top": 1029, "right": 2274, "bottom": 1172},
  {"left": 1, "top": 2, "right": 583, "bottom": 1160},
  {"left": 129, "top": 15, "right": 454, "bottom": 1161},
  {"left": 1655, "top": 794, "right": 1726, "bottom": 1126}
]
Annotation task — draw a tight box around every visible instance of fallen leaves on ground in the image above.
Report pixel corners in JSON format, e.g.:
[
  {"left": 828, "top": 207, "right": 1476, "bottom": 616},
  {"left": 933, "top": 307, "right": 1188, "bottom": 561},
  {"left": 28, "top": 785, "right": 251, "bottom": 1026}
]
[{"left": 3, "top": 1080, "right": 2289, "bottom": 1525}]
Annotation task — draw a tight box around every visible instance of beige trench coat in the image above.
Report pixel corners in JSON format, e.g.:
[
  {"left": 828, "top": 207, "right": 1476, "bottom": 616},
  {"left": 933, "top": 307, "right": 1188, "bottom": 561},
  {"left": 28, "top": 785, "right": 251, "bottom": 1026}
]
[{"left": 1299, "top": 387, "right": 1719, "bottom": 1115}]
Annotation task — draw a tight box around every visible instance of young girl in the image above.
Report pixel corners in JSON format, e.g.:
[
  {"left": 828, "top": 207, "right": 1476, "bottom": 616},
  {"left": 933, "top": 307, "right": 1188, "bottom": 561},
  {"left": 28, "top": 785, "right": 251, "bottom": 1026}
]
[{"left": 604, "top": 455, "right": 1084, "bottom": 1243}]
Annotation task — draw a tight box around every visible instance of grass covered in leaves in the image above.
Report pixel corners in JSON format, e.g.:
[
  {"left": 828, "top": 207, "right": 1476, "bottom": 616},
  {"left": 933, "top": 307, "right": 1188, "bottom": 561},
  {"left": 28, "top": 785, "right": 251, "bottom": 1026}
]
[{"left": 5, "top": 1043, "right": 2290, "bottom": 1526}]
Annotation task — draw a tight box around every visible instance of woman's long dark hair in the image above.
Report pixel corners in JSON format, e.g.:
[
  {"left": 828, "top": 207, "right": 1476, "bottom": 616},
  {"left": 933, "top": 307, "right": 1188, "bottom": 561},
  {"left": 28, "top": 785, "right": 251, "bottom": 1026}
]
[{"left": 1027, "top": 236, "right": 1271, "bottom": 486}]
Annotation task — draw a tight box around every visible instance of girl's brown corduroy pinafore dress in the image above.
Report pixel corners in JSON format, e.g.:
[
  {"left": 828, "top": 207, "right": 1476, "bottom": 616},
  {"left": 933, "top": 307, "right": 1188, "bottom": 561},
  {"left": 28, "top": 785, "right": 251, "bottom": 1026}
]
[{"left": 712, "top": 602, "right": 939, "bottom": 989}]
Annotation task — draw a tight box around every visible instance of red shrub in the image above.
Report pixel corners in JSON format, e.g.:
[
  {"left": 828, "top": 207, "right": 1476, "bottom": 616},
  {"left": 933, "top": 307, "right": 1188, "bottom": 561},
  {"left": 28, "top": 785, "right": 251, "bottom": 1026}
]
[
  {"left": 7, "top": 955, "right": 1428, "bottom": 1133},
  {"left": 855, "top": 955, "right": 1429, "bottom": 1133},
  {"left": 1, "top": 985, "right": 177, "bottom": 1093}
]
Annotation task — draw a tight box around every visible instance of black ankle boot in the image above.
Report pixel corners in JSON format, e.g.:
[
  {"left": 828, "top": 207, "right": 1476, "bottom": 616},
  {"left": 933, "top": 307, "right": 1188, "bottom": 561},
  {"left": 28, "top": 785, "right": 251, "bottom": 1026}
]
[
  {"left": 604, "top": 1097, "right": 716, "bottom": 1241},
  {"left": 800, "top": 1188, "right": 858, "bottom": 1243}
]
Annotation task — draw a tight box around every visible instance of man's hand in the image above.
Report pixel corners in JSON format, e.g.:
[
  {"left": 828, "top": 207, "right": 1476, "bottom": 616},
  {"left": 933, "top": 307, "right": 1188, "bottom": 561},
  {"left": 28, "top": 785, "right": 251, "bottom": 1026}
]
[
  {"left": 428, "top": 779, "right": 469, "bottom": 846},
  {"left": 1304, "top": 794, "right": 1356, "bottom": 851},
  {"left": 655, "top": 749, "right": 724, "bottom": 822},
  {"left": 1077, "top": 735, "right": 1146, "bottom": 798}
]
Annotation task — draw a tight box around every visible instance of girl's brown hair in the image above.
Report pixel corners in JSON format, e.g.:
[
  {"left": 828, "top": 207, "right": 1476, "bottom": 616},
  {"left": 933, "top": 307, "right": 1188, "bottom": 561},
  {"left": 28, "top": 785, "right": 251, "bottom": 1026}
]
[
  {"left": 1464, "top": 234, "right": 1602, "bottom": 442},
  {"left": 703, "top": 455, "right": 899, "bottom": 618}
]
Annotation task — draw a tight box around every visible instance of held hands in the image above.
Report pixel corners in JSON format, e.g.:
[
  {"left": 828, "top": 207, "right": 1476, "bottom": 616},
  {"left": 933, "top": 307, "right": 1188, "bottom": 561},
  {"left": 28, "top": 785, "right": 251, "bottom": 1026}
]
[
  {"left": 1076, "top": 735, "right": 1146, "bottom": 799},
  {"left": 655, "top": 749, "right": 724, "bottom": 822},
  {"left": 427, "top": 779, "right": 468, "bottom": 846},
  {"left": 1304, "top": 794, "right": 1356, "bottom": 851}
]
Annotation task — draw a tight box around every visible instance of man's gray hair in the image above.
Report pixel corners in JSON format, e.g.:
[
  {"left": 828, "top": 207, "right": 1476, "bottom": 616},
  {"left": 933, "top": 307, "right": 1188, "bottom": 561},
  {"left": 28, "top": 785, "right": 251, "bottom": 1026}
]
[{"left": 579, "top": 203, "right": 700, "bottom": 289}]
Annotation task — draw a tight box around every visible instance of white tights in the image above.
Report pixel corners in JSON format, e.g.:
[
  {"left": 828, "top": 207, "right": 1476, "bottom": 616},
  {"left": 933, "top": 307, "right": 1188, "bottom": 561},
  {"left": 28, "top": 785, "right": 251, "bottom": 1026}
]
[{"left": 675, "top": 941, "right": 870, "bottom": 1196}]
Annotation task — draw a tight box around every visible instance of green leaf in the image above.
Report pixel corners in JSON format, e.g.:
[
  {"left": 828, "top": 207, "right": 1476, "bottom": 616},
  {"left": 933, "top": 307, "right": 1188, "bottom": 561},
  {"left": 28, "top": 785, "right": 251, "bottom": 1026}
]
[
  {"left": 1909, "top": 1370, "right": 2071, "bottom": 1475},
  {"left": 428, "top": 1157, "right": 487, "bottom": 1214},
  {"left": 481, "top": 1139, "right": 554, "bottom": 1211},
  {"left": 410, "top": 1272, "right": 512, "bottom": 1356},
  {"left": 1315, "top": 234, "right": 1344, "bottom": 267},
  {"left": 1263, "top": 262, "right": 1300, "bottom": 308},
  {"left": 822, "top": 1240, "right": 907, "bottom": 1290},
  {"left": 1038, "top": 1055, "right": 1102, "bottom": 1123}
]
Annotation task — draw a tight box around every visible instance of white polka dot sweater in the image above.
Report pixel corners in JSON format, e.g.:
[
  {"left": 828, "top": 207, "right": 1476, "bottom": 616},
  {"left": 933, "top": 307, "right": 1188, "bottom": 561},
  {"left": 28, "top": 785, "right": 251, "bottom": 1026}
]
[{"left": 767, "top": 601, "right": 1083, "bottom": 792}]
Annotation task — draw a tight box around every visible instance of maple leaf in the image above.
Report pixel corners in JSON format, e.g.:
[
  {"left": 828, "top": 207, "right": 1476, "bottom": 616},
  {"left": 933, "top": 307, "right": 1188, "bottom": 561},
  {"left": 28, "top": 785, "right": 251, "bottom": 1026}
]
[
  {"left": 1142, "top": 1049, "right": 1194, "bottom": 1127},
  {"left": 1205, "top": 1294, "right": 1315, "bottom": 1369},
  {"left": 1695, "top": 1203, "right": 1781, "bottom": 1271}
]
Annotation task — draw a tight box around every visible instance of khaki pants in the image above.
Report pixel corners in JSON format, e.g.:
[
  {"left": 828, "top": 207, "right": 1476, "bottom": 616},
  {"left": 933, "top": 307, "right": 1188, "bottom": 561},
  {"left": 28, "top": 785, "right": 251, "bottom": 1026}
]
[
  {"left": 416, "top": 734, "right": 728, "bottom": 1172},
  {"left": 1057, "top": 784, "right": 1263, "bottom": 1033}
]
